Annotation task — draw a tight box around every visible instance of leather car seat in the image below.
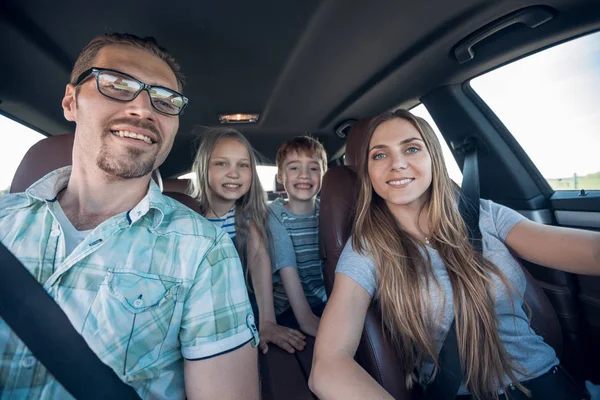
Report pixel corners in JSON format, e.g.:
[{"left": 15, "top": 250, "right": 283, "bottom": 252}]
[
  {"left": 162, "top": 178, "right": 191, "bottom": 194},
  {"left": 10, "top": 133, "right": 164, "bottom": 194}
]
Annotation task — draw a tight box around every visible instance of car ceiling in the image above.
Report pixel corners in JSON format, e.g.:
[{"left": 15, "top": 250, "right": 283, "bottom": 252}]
[{"left": 1, "top": 0, "right": 599, "bottom": 178}]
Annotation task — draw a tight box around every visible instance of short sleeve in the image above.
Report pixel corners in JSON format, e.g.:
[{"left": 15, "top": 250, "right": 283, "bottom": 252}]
[
  {"left": 180, "top": 231, "right": 258, "bottom": 360},
  {"left": 481, "top": 199, "right": 527, "bottom": 241},
  {"left": 335, "top": 238, "right": 378, "bottom": 297},
  {"left": 268, "top": 211, "right": 297, "bottom": 272}
]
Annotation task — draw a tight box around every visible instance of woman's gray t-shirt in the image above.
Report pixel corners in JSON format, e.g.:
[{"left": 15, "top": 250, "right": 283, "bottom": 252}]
[{"left": 336, "top": 199, "right": 559, "bottom": 394}]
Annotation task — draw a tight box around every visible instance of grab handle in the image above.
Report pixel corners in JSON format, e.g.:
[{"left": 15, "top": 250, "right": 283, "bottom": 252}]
[{"left": 453, "top": 7, "right": 554, "bottom": 64}]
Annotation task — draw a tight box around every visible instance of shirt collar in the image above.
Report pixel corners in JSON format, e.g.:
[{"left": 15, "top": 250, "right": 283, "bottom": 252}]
[
  {"left": 26, "top": 166, "right": 71, "bottom": 202},
  {"left": 25, "top": 166, "right": 166, "bottom": 228},
  {"left": 273, "top": 197, "right": 319, "bottom": 217},
  {"left": 130, "top": 179, "right": 166, "bottom": 227}
]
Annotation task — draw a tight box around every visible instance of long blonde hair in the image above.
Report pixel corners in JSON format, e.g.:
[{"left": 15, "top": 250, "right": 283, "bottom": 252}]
[
  {"left": 190, "top": 128, "right": 270, "bottom": 266},
  {"left": 352, "top": 109, "right": 526, "bottom": 399}
]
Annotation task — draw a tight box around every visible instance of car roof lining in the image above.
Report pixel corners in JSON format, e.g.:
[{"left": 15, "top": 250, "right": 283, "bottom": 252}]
[{"left": 1, "top": 0, "right": 599, "bottom": 178}]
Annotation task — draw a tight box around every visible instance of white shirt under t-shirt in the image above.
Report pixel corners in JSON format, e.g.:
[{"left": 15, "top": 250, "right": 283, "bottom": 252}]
[{"left": 52, "top": 201, "right": 93, "bottom": 256}]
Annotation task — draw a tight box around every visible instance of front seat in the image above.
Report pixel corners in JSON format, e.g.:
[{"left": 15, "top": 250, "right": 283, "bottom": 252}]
[
  {"left": 319, "top": 118, "right": 563, "bottom": 399},
  {"left": 8, "top": 133, "right": 199, "bottom": 213}
]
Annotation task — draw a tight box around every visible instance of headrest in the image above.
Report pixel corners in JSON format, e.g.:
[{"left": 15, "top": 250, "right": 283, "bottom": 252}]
[
  {"left": 163, "top": 178, "right": 191, "bottom": 194},
  {"left": 163, "top": 191, "right": 202, "bottom": 215},
  {"left": 10, "top": 134, "right": 74, "bottom": 193},
  {"left": 319, "top": 166, "right": 359, "bottom": 295},
  {"left": 344, "top": 117, "right": 373, "bottom": 169},
  {"left": 152, "top": 169, "right": 164, "bottom": 192},
  {"left": 10, "top": 133, "right": 163, "bottom": 193}
]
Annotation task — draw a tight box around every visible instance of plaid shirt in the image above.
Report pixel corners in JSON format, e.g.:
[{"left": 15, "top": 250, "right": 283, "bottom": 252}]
[{"left": 0, "top": 167, "right": 258, "bottom": 399}]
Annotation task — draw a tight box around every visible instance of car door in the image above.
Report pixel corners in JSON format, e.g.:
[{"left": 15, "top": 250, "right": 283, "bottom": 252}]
[{"left": 422, "top": 29, "right": 600, "bottom": 383}]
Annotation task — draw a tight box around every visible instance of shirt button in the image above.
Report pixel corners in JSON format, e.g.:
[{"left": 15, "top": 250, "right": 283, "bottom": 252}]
[
  {"left": 21, "top": 356, "right": 36, "bottom": 368},
  {"left": 133, "top": 299, "right": 144, "bottom": 307},
  {"left": 50, "top": 228, "right": 61, "bottom": 237}
]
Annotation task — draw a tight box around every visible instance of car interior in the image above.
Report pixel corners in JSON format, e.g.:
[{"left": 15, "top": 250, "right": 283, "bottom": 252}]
[{"left": 1, "top": 0, "right": 600, "bottom": 398}]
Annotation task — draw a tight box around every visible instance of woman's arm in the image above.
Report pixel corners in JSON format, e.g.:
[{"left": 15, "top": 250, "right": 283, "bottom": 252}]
[
  {"left": 247, "top": 221, "right": 306, "bottom": 353},
  {"left": 505, "top": 219, "right": 600, "bottom": 275},
  {"left": 309, "top": 273, "right": 394, "bottom": 400}
]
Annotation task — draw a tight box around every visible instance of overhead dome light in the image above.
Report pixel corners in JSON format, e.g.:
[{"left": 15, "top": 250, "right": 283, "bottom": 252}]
[{"left": 219, "top": 113, "right": 260, "bottom": 124}]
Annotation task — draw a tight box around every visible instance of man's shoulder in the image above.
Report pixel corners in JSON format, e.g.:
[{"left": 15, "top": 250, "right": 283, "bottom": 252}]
[
  {"left": 154, "top": 195, "right": 222, "bottom": 242},
  {"left": 0, "top": 192, "right": 33, "bottom": 217}
]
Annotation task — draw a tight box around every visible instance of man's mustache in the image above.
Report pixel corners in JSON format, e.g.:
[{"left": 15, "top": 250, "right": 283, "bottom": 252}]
[{"left": 105, "top": 118, "right": 161, "bottom": 144}]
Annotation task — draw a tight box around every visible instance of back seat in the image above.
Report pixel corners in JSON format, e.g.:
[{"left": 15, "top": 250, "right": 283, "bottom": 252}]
[
  {"left": 9, "top": 132, "right": 315, "bottom": 399},
  {"left": 162, "top": 177, "right": 191, "bottom": 194}
]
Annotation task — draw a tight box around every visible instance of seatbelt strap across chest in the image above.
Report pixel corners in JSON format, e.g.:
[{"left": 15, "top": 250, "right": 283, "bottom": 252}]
[
  {"left": 424, "top": 137, "right": 482, "bottom": 400},
  {"left": 0, "top": 241, "right": 140, "bottom": 399}
]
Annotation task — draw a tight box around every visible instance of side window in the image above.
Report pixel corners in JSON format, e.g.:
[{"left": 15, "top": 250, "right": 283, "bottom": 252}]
[
  {"left": 410, "top": 104, "right": 463, "bottom": 185},
  {"left": 0, "top": 114, "right": 46, "bottom": 195},
  {"left": 471, "top": 31, "right": 600, "bottom": 191},
  {"left": 256, "top": 166, "right": 279, "bottom": 192}
]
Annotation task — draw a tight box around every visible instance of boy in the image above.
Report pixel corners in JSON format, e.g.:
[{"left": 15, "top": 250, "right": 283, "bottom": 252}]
[{"left": 268, "top": 136, "right": 328, "bottom": 337}]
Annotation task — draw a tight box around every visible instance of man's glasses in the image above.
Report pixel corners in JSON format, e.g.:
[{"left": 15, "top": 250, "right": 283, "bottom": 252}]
[{"left": 74, "top": 67, "right": 188, "bottom": 116}]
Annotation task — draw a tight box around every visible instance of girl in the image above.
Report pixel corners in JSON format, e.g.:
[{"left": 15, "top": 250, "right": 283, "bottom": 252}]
[
  {"left": 190, "top": 128, "right": 306, "bottom": 355},
  {"left": 309, "top": 110, "right": 599, "bottom": 399}
]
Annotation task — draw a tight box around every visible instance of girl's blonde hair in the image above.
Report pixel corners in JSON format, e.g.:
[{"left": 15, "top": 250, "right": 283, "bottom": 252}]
[
  {"left": 352, "top": 109, "right": 526, "bottom": 399},
  {"left": 190, "top": 128, "right": 269, "bottom": 266}
]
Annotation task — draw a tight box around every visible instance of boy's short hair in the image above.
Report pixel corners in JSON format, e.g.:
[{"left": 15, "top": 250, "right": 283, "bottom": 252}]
[{"left": 276, "top": 136, "right": 328, "bottom": 172}]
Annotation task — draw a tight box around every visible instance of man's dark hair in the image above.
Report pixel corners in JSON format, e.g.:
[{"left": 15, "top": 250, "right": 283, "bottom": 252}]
[{"left": 70, "top": 32, "right": 185, "bottom": 92}]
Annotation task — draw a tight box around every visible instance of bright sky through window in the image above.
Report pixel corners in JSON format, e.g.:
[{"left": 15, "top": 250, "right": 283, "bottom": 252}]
[
  {"left": 0, "top": 115, "right": 45, "bottom": 192},
  {"left": 179, "top": 166, "right": 278, "bottom": 192},
  {"left": 471, "top": 31, "right": 600, "bottom": 189}
]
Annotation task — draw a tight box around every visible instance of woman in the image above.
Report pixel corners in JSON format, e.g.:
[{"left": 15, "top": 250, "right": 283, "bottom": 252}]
[{"left": 309, "top": 109, "right": 598, "bottom": 399}]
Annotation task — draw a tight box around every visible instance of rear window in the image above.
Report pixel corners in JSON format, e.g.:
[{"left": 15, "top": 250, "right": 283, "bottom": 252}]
[
  {"left": 179, "top": 165, "right": 279, "bottom": 192},
  {"left": 0, "top": 114, "right": 46, "bottom": 195},
  {"left": 470, "top": 31, "right": 600, "bottom": 191}
]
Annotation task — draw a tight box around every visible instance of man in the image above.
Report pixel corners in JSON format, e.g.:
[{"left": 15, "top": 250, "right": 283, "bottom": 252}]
[{"left": 0, "top": 33, "right": 259, "bottom": 399}]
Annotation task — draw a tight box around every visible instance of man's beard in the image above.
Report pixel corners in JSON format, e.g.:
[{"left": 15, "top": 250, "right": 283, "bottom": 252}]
[
  {"left": 95, "top": 117, "right": 162, "bottom": 179},
  {"left": 96, "top": 140, "right": 157, "bottom": 179}
]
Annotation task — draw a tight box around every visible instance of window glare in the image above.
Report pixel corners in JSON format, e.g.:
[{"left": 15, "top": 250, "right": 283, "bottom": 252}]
[
  {"left": 0, "top": 114, "right": 45, "bottom": 193},
  {"left": 471, "top": 31, "right": 600, "bottom": 191},
  {"left": 410, "top": 104, "right": 463, "bottom": 185},
  {"left": 179, "top": 166, "right": 278, "bottom": 192}
]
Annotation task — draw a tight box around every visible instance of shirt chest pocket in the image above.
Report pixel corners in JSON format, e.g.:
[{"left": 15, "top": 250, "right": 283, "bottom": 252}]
[
  {"left": 108, "top": 272, "right": 177, "bottom": 313},
  {"left": 82, "top": 270, "right": 183, "bottom": 380}
]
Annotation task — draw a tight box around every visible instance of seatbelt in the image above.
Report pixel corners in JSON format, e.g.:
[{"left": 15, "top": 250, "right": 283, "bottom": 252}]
[
  {"left": 0, "top": 241, "right": 141, "bottom": 399},
  {"left": 424, "top": 136, "right": 482, "bottom": 400},
  {"left": 457, "top": 136, "right": 483, "bottom": 253}
]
